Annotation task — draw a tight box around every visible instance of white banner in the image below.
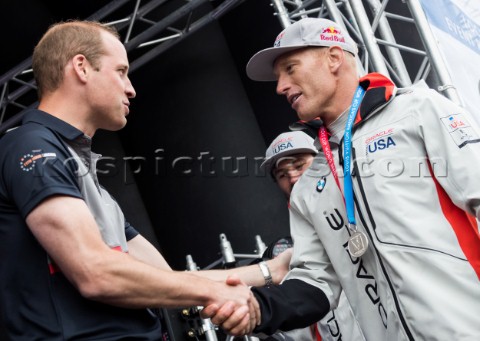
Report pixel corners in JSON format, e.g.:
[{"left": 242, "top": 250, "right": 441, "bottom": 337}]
[{"left": 419, "top": 0, "right": 480, "bottom": 124}]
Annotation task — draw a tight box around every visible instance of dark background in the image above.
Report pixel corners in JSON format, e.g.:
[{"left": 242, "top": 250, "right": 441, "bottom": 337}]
[{"left": 0, "top": 0, "right": 299, "bottom": 270}]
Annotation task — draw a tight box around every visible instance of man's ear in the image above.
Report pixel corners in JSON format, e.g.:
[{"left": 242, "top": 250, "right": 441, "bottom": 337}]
[
  {"left": 326, "top": 46, "right": 344, "bottom": 73},
  {"left": 71, "top": 54, "right": 89, "bottom": 82}
]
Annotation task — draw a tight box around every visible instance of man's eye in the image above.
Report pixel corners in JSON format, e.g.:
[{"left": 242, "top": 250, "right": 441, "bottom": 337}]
[{"left": 295, "top": 162, "right": 306, "bottom": 170}]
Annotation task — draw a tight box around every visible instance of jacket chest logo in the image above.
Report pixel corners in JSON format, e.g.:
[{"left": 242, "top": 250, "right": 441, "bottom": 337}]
[
  {"left": 364, "top": 128, "right": 396, "bottom": 154},
  {"left": 367, "top": 136, "right": 396, "bottom": 153}
]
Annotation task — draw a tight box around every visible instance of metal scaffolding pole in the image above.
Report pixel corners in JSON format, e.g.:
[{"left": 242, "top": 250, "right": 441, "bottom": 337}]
[
  {"left": 322, "top": 0, "right": 368, "bottom": 75},
  {"left": 405, "top": 0, "right": 463, "bottom": 105},
  {"left": 365, "top": 0, "right": 411, "bottom": 86},
  {"left": 270, "top": 0, "right": 292, "bottom": 28},
  {"left": 0, "top": 0, "right": 246, "bottom": 129},
  {"left": 349, "top": 0, "right": 390, "bottom": 76}
]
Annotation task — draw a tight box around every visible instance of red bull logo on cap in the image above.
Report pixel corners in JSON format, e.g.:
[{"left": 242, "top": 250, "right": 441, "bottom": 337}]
[
  {"left": 320, "top": 26, "right": 346, "bottom": 43},
  {"left": 322, "top": 27, "right": 341, "bottom": 34}
]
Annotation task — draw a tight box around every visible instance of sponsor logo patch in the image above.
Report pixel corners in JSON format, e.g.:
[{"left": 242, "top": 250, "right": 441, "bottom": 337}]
[
  {"left": 19, "top": 151, "right": 57, "bottom": 172},
  {"left": 365, "top": 128, "right": 396, "bottom": 154},
  {"left": 316, "top": 176, "right": 327, "bottom": 192},
  {"left": 271, "top": 136, "right": 295, "bottom": 156},
  {"left": 273, "top": 141, "right": 293, "bottom": 155},
  {"left": 320, "top": 26, "right": 346, "bottom": 44},
  {"left": 441, "top": 113, "right": 480, "bottom": 148},
  {"left": 274, "top": 31, "right": 285, "bottom": 47}
]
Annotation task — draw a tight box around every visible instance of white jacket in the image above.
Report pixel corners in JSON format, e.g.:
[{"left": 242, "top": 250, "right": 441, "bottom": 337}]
[{"left": 253, "top": 73, "right": 480, "bottom": 340}]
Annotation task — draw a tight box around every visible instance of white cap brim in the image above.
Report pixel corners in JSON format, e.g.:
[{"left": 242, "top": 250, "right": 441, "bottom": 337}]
[
  {"left": 246, "top": 45, "right": 307, "bottom": 82},
  {"left": 261, "top": 146, "right": 318, "bottom": 174}
]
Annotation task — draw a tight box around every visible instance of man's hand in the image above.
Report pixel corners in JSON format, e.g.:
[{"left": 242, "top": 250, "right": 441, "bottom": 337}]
[
  {"left": 226, "top": 275, "right": 260, "bottom": 334},
  {"left": 202, "top": 275, "right": 261, "bottom": 336}
]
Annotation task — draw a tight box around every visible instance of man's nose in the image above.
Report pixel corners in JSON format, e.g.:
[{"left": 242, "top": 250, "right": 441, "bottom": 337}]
[
  {"left": 287, "top": 170, "right": 301, "bottom": 184},
  {"left": 276, "top": 74, "right": 289, "bottom": 95}
]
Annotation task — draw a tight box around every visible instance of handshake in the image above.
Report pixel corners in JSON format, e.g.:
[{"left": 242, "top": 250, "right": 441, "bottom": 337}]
[
  {"left": 201, "top": 274, "right": 262, "bottom": 337},
  {"left": 197, "top": 247, "right": 293, "bottom": 337}
]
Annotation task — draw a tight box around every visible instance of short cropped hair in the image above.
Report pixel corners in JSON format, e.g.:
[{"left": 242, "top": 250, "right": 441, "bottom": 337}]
[{"left": 32, "top": 20, "right": 120, "bottom": 98}]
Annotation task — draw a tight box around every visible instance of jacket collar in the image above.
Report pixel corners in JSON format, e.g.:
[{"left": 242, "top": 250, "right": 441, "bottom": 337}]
[{"left": 355, "top": 72, "right": 396, "bottom": 126}]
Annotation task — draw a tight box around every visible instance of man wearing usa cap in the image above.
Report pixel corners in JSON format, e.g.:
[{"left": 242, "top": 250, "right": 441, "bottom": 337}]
[
  {"left": 262, "top": 131, "right": 317, "bottom": 199},
  {"left": 204, "top": 17, "right": 480, "bottom": 340},
  {"left": 261, "top": 131, "right": 365, "bottom": 341}
]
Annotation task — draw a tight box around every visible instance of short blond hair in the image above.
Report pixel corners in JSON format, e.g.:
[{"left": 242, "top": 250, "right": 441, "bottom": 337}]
[{"left": 32, "top": 20, "right": 120, "bottom": 98}]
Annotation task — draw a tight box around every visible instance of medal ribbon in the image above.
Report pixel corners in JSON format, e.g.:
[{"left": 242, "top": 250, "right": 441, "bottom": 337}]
[
  {"left": 344, "top": 86, "right": 365, "bottom": 226},
  {"left": 318, "top": 126, "right": 341, "bottom": 192},
  {"left": 318, "top": 85, "right": 365, "bottom": 228}
]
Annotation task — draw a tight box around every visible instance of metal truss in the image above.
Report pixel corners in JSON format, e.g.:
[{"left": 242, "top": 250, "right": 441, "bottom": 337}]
[
  {"left": 0, "top": 0, "right": 245, "bottom": 130},
  {"left": 269, "top": 0, "right": 462, "bottom": 105},
  {"left": 1, "top": 0, "right": 464, "bottom": 130}
]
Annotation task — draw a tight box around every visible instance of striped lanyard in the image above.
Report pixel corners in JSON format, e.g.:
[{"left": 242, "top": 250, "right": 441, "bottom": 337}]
[{"left": 318, "top": 85, "right": 365, "bottom": 228}]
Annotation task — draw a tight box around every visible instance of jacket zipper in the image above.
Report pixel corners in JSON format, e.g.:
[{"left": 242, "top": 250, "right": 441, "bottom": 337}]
[{"left": 351, "top": 147, "right": 415, "bottom": 341}]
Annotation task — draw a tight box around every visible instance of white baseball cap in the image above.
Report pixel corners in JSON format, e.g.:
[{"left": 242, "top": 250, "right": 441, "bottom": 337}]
[
  {"left": 262, "top": 131, "right": 318, "bottom": 174},
  {"left": 246, "top": 17, "right": 358, "bottom": 81}
]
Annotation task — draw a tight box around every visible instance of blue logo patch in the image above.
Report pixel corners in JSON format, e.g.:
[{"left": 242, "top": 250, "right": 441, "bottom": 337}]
[
  {"left": 316, "top": 176, "right": 327, "bottom": 192},
  {"left": 273, "top": 142, "right": 294, "bottom": 155},
  {"left": 367, "top": 136, "right": 396, "bottom": 153}
]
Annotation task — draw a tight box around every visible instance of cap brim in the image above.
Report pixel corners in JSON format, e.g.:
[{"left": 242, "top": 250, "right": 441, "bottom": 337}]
[
  {"left": 261, "top": 147, "right": 318, "bottom": 174},
  {"left": 246, "top": 45, "right": 306, "bottom": 82},
  {"left": 247, "top": 43, "right": 357, "bottom": 82}
]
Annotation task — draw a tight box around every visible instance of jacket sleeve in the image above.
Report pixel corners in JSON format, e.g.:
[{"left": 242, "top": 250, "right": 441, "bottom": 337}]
[
  {"left": 252, "top": 197, "right": 337, "bottom": 335},
  {"left": 416, "top": 88, "right": 480, "bottom": 221},
  {"left": 252, "top": 279, "right": 330, "bottom": 335}
]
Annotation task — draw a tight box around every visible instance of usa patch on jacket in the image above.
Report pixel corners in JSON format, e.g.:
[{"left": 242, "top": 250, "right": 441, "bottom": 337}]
[{"left": 440, "top": 113, "right": 480, "bottom": 148}]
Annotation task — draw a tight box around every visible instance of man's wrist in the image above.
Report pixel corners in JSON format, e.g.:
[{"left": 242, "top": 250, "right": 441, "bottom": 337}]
[{"left": 258, "top": 261, "right": 273, "bottom": 286}]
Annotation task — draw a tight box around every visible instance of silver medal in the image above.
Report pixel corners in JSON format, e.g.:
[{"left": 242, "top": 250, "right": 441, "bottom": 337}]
[{"left": 348, "top": 231, "right": 369, "bottom": 258}]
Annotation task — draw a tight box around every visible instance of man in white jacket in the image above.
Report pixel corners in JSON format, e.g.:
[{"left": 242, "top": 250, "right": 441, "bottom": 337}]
[
  {"left": 261, "top": 130, "right": 365, "bottom": 341},
  {"left": 205, "top": 17, "right": 480, "bottom": 340}
]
